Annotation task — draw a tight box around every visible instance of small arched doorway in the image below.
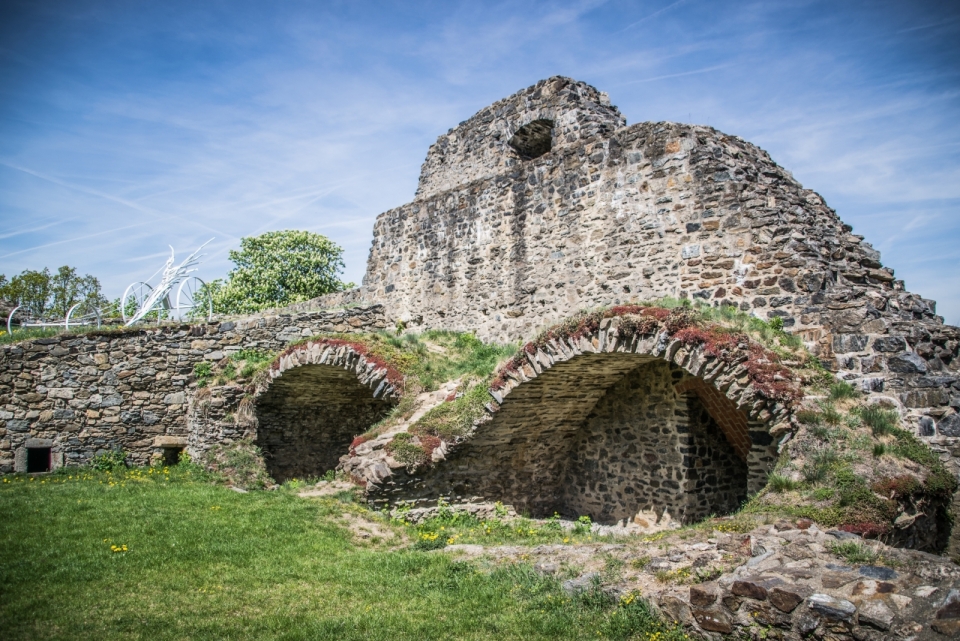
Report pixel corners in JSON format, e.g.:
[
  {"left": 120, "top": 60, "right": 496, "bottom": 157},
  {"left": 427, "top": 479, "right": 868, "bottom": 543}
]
[{"left": 255, "top": 364, "right": 396, "bottom": 483}]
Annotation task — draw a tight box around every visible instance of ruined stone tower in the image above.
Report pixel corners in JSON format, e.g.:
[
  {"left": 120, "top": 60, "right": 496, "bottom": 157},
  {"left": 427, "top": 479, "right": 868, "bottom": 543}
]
[{"left": 320, "top": 76, "right": 960, "bottom": 437}]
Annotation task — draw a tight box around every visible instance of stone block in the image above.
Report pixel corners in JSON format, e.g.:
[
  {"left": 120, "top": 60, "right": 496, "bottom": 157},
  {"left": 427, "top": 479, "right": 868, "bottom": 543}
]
[
  {"left": 807, "top": 593, "right": 856, "bottom": 622},
  {"left": 731, "top": 580, "right": 768, "bottom": 600},
  {"left": 692, "top": 607, "right": 732, "bottom": 633},
  {"left": 936, "top": 589, "right": 960, "bottom": 620},
  {"left": 887, "top": 353, "right": 927, "bottom": 374},
  {"left": 153, "top": 436, "right": 187, "bottom": 447},
  {"left": 769, "top": 586, "right": 809, "bottom": 613},
  {"left": 163, "top": 392, "right": 186, "bottom": 405},
  {"left": 690, "top": 583, "right": 717, "bottom": 606},
  {"left": 938, "top": 414, "right": 960, "bottom": 437},
  {"left": 857, "top": 600, "right": 893, "bottom": 631}
]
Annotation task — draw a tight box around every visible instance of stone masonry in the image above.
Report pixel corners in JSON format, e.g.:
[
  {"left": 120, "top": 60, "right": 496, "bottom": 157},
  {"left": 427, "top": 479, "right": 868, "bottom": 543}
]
[{"left": 0, "top": 306, "right": 386, "bottom": 472}]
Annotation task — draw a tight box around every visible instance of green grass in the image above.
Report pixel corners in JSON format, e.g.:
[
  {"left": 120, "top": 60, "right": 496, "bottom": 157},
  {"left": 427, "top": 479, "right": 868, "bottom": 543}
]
[
  {"left": 828, "top": 541, "right": 878, "bottom": 565},
  {"left": 373, "top": 330, "right": 516, "bottom": 391},
  {"left": 767, "top": 474, "right": 798, "bottom": 493},
  {"left": 401, "top": 505, "right": 602, "bottom": 549},
  {"left": 829, "top": 382, "right": 860, "bottom": 401},
  {"left": 0, "top": 468, "right": 688, "bottom": 641},
  {"left": 411, "top": 383, "right": 492, "bottom": 441},
  {"left": 854, "top": 405, "right": 899, "bottom": 437}
]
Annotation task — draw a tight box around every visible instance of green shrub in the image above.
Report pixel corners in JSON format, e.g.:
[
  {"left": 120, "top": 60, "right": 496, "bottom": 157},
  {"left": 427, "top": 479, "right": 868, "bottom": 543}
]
[
  {"left": 924, "top": 468, "right": 959, "bottom": 499},
  {"left": 802, "top": 448, "right": 838, "bottom": 484},
  {"left": 412, "top": 383, "right": 489, "bottom": 441},
  {"left": 232, "top": 349, "right": 275, "bottom": 379},
  {"left": 829, "top": 381, "right": 860, "bottom": 401},
  {"left": 768, "top": 474, "right": 798, "bottom": 493},
  {"left": 810, "top": 424, "right": 831, "bottom": 440},
  {"left": 573, "top": 515, "right": 593, "bottom": 535},
  {"left": 855, "top": 405, "right": 898, "bottom": 436},
  {"left": 812, "top": 487, "right": 835, "bottom": 501},
  {"left": 796, "top": 409, "right": 822, "bottom": 426},
  {"left": 412, "top": 531, "right": 446, "bottom": 550},
  {"left": 204, "top": 440, "right": 271, "bottom": 489},
  {"left": 873, "top": 443, "right": 887, "bottom": 457},
  {"left": 820, "top": 404, "right": 843, "bottom": 427},
  {"left": 194, "top": 362, "right": 213, "bottom": 388},
  {"left": 887, "top": 428, "right": 940, "bottom": 467},
  {"left": 828, "top": 541, "right": 877, "bottom": 565},
  {"left": 90, "top": 449, "right": 127, "bottom": 472}
]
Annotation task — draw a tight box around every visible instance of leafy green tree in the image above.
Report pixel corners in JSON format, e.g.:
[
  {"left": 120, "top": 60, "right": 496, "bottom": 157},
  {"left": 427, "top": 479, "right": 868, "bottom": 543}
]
[
  {"left": 0, "top": 266, "right": 106, "bottom": 320},
  {"left": 204, "top": 230, "right": 352, "bottom": 314},
  {"left": 50, "top": 266, "right": 105, "bottom": 318},
  {"left": 0, "top": 269, "right": 52, "bottom": 318}
]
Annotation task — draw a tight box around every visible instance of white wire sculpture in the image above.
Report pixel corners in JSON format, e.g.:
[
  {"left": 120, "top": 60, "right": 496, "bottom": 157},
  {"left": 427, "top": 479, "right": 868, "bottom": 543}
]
[{"left": 122, "top": 239, "right": 214, "bottom": 326}]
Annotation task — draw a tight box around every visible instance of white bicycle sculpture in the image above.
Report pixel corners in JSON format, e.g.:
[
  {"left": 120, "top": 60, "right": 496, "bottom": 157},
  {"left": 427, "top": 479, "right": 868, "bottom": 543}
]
[
  {"left": 120, "top": 240, "right": 214, "bottom": 325},
  {"left": 6, "top": 300, "right": 102, "bottom": 334},
  {"left": 4, "top": 239, "right": 214, "bottom": 335}
]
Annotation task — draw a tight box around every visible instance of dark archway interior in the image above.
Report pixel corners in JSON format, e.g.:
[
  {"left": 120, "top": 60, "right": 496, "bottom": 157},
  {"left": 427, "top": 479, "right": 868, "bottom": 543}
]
[
  {"left": 509, "top": 119, "right": 554, "bottom": 160},
  {"left": 416, "top": 355, "right": 757, "bottom": 524},
  {"left": 255, "top": 365, "right": 396, "bottom": 483}
]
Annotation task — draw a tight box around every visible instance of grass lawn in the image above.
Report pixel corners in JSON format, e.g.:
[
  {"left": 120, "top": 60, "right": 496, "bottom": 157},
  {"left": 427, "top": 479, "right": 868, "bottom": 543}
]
[{"left": 0, "top": 466, "right": 688, "bottom": 640}]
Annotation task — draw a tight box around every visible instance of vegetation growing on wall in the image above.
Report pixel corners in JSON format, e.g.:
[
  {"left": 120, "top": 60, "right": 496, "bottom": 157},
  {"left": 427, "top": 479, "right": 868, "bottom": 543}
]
[
  {"left": 749, "top": 387, "right": 956, "bottom": 549},
  {"left": 490, "top": 301, "right": 806, "bottom": 404}
]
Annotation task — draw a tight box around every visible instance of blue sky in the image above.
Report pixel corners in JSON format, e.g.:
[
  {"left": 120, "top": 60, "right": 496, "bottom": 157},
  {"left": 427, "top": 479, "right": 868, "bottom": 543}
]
[{"left": 1, "top": 0, "right": 958, "bottom": 323}]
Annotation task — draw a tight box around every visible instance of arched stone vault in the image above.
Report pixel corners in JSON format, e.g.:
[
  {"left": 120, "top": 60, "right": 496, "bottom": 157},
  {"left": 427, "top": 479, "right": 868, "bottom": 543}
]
[
  {"left": 362, "top": 317, "right": 790, "bottom": 525},
  {"left": 252, "top": 341, "right": 400, "bottom": 483}
]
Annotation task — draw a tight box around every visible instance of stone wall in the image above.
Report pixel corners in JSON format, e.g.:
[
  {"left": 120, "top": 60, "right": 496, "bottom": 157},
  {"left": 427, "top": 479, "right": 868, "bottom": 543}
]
[
  {"left": 0, "top": 305, "right": 386, "bottom": 472},
  {"left": 681, "top": 393, "right": 750, "bottom": 519}
]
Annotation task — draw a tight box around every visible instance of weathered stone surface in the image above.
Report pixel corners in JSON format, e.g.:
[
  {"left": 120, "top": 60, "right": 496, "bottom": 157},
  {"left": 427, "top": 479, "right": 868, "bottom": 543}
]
[
  {"left": 658, "top": 595, "right": 693, "bottom": 626},
  {"left": 936, "top": 589, "right": 960, "bottom": 619},
  {"left": 732, "top": 579, "right": 769, "bottom": 601},
  {"left": 808, "top": 593, "right": 857, "bottom": 621},
  {"left": 290, "top": 76, "right": 960, "bottom": 455},
  {"left": 692, "top": 607, "right": 733, "bottom": 633},
  {"left": 932, "top": 619, "right": 960, "bottom": 635},
  {"left": 859, "top": 565, "right": 897, "bottom": 581},
  {"left": 561, "top": 573, "right": 600, "bottom": 596},
  {"left": 857, "top": 600, "right": 894, "bottom": 631},
  {"left": 887, "top": 353, "right": 927, "bottom": 374},
  {"left": 938, "top": 413, "right": 960, "bottom": 437},
  {"left": 690, "top": 583, "right": 717, "bottom": 606},
  {"left": 769, "top": 586, "right": 808, "bottom": 613}
]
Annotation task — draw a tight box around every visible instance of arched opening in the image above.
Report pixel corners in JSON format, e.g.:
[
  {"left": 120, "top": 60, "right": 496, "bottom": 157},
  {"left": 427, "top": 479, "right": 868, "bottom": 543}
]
[
  {"left": 562, "top": 361, "right": 748, "bottom": 524},
  {"left": 255, "top": 365, "right": 396, "bottom": 483},
  {"left": 413, "top": 353, "right": 770, "bottom": 525},
  {"left": 509, "top": 119, "right": 553, "bottom": 160}
]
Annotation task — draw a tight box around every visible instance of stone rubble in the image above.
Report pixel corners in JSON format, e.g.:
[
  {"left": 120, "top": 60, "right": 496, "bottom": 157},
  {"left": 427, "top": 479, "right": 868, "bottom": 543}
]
[{"left": 437, "top": 513, "right": 960, "bottom": 640}]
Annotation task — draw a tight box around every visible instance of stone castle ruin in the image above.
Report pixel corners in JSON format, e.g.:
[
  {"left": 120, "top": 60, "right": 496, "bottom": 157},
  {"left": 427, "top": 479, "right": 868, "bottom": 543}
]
[{"left": 3, "top": 77, "right": 960, "bottom": 541}]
